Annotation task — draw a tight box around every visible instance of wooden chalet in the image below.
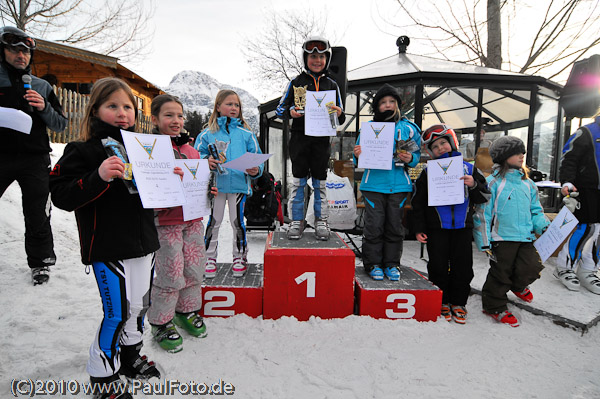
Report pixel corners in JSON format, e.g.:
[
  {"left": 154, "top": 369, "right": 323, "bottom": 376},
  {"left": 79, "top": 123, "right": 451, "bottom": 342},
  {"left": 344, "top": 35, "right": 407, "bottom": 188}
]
[{"left": 31, "top": 39, "right": 163, "bottom": 117}]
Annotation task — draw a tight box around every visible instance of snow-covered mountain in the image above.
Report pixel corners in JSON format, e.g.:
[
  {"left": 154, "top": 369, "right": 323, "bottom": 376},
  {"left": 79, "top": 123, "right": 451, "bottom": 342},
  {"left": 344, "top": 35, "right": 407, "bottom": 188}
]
[{"left": 166, "top": 70, "right": 260, "bottom": 133}]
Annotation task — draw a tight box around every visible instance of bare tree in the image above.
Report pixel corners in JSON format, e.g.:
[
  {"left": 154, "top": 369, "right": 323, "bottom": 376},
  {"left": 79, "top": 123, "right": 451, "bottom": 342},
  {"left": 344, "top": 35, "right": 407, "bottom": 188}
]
[
  {"left": 242, "top": 8, "right": 339, "bottom": 98},
  {"left": 0, "top": 0, "right": 155, "bottom": 61},
  {"left": 389, "top": 0, "right": 600, "bottom": 80}
]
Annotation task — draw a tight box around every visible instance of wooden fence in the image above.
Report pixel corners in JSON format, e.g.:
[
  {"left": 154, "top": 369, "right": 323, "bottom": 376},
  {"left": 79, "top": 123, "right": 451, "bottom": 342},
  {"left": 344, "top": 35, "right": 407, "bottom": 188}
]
[{"left": 48, "top": 86, "right": 153, "bottom": 143}]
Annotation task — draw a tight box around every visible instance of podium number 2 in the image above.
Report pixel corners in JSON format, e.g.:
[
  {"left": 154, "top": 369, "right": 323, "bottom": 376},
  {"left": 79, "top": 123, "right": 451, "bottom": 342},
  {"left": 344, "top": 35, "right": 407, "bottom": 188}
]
[
  {"left": 295, "top": 272, "right": 316, "bottom": 298},
  {"left": 385, "top": 293, "right": 416, "bottom": 318},
  {"left": 204, "top": 291, "right": 235, "bottom": 316}
]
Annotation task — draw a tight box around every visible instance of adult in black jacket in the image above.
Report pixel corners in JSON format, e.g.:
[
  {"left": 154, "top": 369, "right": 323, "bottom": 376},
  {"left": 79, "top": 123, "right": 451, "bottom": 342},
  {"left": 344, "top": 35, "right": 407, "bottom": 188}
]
[
  {"left": 0, "top": 27, "right": 67, "bottom": 285},
  {"left": 555, "top": 115, "right": 600, "bottom": 294}
]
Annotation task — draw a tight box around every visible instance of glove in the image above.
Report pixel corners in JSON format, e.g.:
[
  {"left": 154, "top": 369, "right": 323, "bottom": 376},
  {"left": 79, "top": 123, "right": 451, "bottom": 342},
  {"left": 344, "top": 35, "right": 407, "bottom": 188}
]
[{"left": 562, "top": 191, "right": 580, "bottom": 213}]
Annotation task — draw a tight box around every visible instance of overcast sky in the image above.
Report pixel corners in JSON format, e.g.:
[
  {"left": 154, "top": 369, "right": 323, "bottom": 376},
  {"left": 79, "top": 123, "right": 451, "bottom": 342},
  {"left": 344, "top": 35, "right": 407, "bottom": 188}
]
[{"left": 122, "top": 0, "right": 407, "bottom": 101}]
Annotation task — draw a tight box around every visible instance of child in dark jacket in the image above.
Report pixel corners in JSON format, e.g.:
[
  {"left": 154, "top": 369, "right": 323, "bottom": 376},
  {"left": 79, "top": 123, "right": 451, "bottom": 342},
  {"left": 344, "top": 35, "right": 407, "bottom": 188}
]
[
  {"left": 275, "top": 36, "right": 345, "bottom": 241},
  {"left": 412, "top": 124, "right": 489, "bottom": 324},
  {"left": 49, "top": 77, "right": 163, "bottom": 395}
]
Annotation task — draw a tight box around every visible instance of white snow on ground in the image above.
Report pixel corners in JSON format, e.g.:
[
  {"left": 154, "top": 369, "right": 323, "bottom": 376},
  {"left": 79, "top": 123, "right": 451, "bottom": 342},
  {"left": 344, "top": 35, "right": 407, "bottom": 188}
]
[{"left": 1, "top": 144, "right": 600, "bottom": 398}]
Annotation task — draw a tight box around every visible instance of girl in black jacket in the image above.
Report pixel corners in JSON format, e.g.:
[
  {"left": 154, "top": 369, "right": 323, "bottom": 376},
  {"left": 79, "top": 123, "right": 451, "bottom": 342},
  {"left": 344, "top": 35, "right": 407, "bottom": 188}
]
[{"left": 50, "top": 77, "right": 161, "bottom": 397}]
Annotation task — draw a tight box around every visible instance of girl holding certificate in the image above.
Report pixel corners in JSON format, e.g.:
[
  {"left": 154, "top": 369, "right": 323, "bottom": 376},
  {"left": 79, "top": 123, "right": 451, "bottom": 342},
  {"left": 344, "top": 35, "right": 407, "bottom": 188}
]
[
  {"left": 353, "top": 84, "right": 421, "bottom": 281},
  {"left": 412, "top": 125, "right": 489, "bottom": 324},
  {"left": 195, "top": 89, "right": 263, "bottom": 279},
  {"left": 147, "top": 94, "right": 216, "bottom": 354},
  {"left": 49, "top": 78, "right": 161, "bottom": 395},
  {"left": 473, "top": 136, "right": 550, "bottom": 327}
]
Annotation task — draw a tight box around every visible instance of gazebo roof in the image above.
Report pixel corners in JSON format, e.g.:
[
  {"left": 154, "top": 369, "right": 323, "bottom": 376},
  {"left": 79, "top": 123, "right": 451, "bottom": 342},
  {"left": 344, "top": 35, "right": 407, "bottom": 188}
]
[
  {"left": 347, "top": 42, "right": 562, "bottom": 93},
  {"left": 345, "top": 41, "right": 563, "bottom": 132},
  {"left": 349, "top": 52, "right": 526, "bottom": 82}
]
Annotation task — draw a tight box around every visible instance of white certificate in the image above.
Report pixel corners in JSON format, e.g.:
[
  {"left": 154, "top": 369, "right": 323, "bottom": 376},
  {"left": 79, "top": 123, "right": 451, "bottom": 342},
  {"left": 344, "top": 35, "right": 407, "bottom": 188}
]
[
  {"left": 305, "top": 90, "right": 337, "bottom": 136},
  {"left": 221, "top": 152, "right": 272, "bottom": 172},
  {"left": 121, "top": 131, "right": 186, "bottom": 209},
  {"left": 0, "top": 106, "right": 32, "bottom": 134},
  {"left": 176, "top": 159, "right": 211, "bottom": 221},
  {"left": 427, "top": 155, "right": 465, "bottom": 206},
  {"left": 534, "top": 206, "right": 579, "bottom": 263},
  {"left": 357, "top": 122, "right": 395, "bottom": 170}
]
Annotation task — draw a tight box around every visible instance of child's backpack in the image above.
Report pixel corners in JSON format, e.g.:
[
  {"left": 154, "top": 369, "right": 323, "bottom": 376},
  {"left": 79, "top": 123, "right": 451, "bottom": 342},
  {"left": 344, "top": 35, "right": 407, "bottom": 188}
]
[{"left": 244, "top": 172, "right": 284, "bottom": 228}]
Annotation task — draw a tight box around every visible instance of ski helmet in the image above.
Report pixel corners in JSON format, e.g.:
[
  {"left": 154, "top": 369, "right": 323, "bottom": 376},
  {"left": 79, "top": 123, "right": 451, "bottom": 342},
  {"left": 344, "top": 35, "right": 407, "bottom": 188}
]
[
  {"left": 0, "top": 26, "right": 35, "bottom": 63},
  {"left": 422, "top": 124, "right": 459, "bottom": 156},
  {"left": 302, "top": 36, "right": 332, "bottom": 72}
]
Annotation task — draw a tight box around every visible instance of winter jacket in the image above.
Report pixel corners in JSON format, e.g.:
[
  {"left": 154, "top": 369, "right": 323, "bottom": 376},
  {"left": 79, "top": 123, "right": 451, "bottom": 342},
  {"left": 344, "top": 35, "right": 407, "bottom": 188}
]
[
  {"left": 49, "top": 118, "right": 160, "bottom": 264},
  {"left": 195, "top": 116, "right": 263, "bottom": 194},
  {"left": 155, "top": 131, "right": 201, "bottom": 226},
  {"left": 412, "top": 151, "right": 489, "bottom": 232},
  {"left": 560, "top": 116, "right": 600, "bottom": 191},
  {"left": 473, "top": 168, "right": 549, "bottom": 250},
  {"left": 0, "top": 63, "right": 67, "bottom": 154},
  {"left": 275, "top": 70, "right": 346, "bottom": 136},
  {"left": 355, "top": 117, "right": 421, "bottom": 193}
]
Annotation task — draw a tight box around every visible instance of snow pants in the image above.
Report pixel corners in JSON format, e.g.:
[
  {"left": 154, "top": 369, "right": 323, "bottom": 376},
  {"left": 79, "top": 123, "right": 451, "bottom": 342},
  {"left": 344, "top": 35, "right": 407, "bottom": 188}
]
[
  {"left": 148, "top": 219, "right": 205, "bottom": 325},
  {"left": 482, "top": 241, "right": 543, "bottom": 313},
  {"left": 0, "top": 153, "right": 55, "bottom": 268},
  {"left": 361, "top": 191, "right": 408, "bottom": 270},
  {"left": 205, "top": 193, "right": 247, "bottom": 260},
  {"left": 288, "top": 177, "right": 328, "bottom": 221},
  {"left": 87, "top": 253, "right": 154, "bottom": 378},
  {"left": 556, "top": 223, "right": 600, "bottom": 273},
  {"left": 426, "top": 228, "right": 474, "bottom": 306}
]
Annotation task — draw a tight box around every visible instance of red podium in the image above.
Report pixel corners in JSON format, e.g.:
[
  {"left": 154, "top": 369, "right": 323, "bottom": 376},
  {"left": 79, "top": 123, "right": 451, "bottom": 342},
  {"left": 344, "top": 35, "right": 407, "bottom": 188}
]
[
  {"left": 200, "top": 263, "right": 263, "bottom": 318},
  {"left": 263, "top": 231, "right": 355, "bottom": 321},
  {"left": 355, "top": 265, "right": 442, "bottom": 321}
]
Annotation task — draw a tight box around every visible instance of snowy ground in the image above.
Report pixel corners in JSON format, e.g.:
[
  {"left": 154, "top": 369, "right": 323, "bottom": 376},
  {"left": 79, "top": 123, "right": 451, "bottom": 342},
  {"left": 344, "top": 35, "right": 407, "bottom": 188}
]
[{"left": 1, "top": 144, "right": 600, "bottom": 398}]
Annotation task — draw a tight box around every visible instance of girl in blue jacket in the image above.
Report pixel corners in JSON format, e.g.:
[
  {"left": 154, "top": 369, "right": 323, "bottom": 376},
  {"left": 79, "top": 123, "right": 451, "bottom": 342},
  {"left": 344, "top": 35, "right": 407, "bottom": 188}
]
[
  {"left": 195, "top": 89, "right": 263, "bottom": 278},
  {"left": 353, "top": 84, "right": 421, "bottom": 281},
  {"left": 474, "top": 136, "right": 549, "bottom": 327}
]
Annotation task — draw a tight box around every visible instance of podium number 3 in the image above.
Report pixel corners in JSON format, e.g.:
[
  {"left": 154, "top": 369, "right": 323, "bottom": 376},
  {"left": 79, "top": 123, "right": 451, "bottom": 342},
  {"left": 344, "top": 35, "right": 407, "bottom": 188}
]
[
  {"left": 386, "top": 293, "right": 416, "bottom": 318},
  {"left": 295, "top": 272, "right": 316, "bottom": 298}
]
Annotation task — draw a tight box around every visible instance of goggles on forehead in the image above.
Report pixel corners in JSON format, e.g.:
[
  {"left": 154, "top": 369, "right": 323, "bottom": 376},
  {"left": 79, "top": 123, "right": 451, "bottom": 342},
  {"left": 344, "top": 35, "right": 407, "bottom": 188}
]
[
  {"left": 303, "top": 40, "right": 328, "bottom": 53},
  {"left": 422, "top": 125, "right": 453, "bottom": 145},
  {"left": 1, "top": 33, "right": 36, "bottom": 50}
]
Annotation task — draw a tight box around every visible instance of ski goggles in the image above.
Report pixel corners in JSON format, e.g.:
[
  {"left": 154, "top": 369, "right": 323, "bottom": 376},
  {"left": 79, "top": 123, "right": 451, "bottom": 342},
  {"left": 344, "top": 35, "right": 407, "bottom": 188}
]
[
  {"left": 421, "top": 124, "right": 454, "bottom": 146},
  {"left": 1, "top": 33, "right": 36, "bottom": 50},
  {"left": 303, "top": 40, "right": 329, "bottom": 53}
]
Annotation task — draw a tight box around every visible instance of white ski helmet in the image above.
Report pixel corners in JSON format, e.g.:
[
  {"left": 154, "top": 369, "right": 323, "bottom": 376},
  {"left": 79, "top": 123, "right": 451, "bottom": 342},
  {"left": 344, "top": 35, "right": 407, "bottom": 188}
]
[{"left": 302, "top": 36, "right": 332, "bottom": 72}]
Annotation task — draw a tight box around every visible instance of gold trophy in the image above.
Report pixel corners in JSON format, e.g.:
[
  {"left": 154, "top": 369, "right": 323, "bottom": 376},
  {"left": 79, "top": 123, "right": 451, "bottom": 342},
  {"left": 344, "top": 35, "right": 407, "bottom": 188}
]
[{"left": 293, "top": 85, "right": 307, "bottom": 115}]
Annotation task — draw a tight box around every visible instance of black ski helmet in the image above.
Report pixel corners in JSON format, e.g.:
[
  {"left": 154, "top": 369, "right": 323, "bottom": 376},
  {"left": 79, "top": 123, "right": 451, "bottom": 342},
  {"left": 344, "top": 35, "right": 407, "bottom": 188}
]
[
  {"left": 0, "top": 26, "right": 36, "bottom": 64},
  {"left": 302, "top": 36, "right": 332, "bottom": 72}
]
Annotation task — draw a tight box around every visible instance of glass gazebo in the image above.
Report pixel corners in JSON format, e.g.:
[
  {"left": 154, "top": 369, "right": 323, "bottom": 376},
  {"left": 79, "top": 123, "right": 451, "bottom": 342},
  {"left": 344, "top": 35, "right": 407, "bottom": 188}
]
[{"left": 258, "top": 37, "right": 565, "bottom": 213}]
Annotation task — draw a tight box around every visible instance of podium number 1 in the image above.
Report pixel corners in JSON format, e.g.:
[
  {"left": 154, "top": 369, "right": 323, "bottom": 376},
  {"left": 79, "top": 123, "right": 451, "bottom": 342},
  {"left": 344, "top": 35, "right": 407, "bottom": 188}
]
[{"left": 295, "top": 272, "right": 316, "bottom": 298}]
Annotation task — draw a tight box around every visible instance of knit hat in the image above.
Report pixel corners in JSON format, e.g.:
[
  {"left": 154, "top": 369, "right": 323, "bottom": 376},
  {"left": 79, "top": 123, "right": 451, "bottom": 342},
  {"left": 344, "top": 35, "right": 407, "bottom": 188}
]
[
  {"left": 488, "top": 136, "right": 526, "bottom": 164},
  {"left": 372, "top": 84, "right": 402, "bottom": 109},
  {"left": 372, "top": 84, "right": 402, "bottom": 121}
]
